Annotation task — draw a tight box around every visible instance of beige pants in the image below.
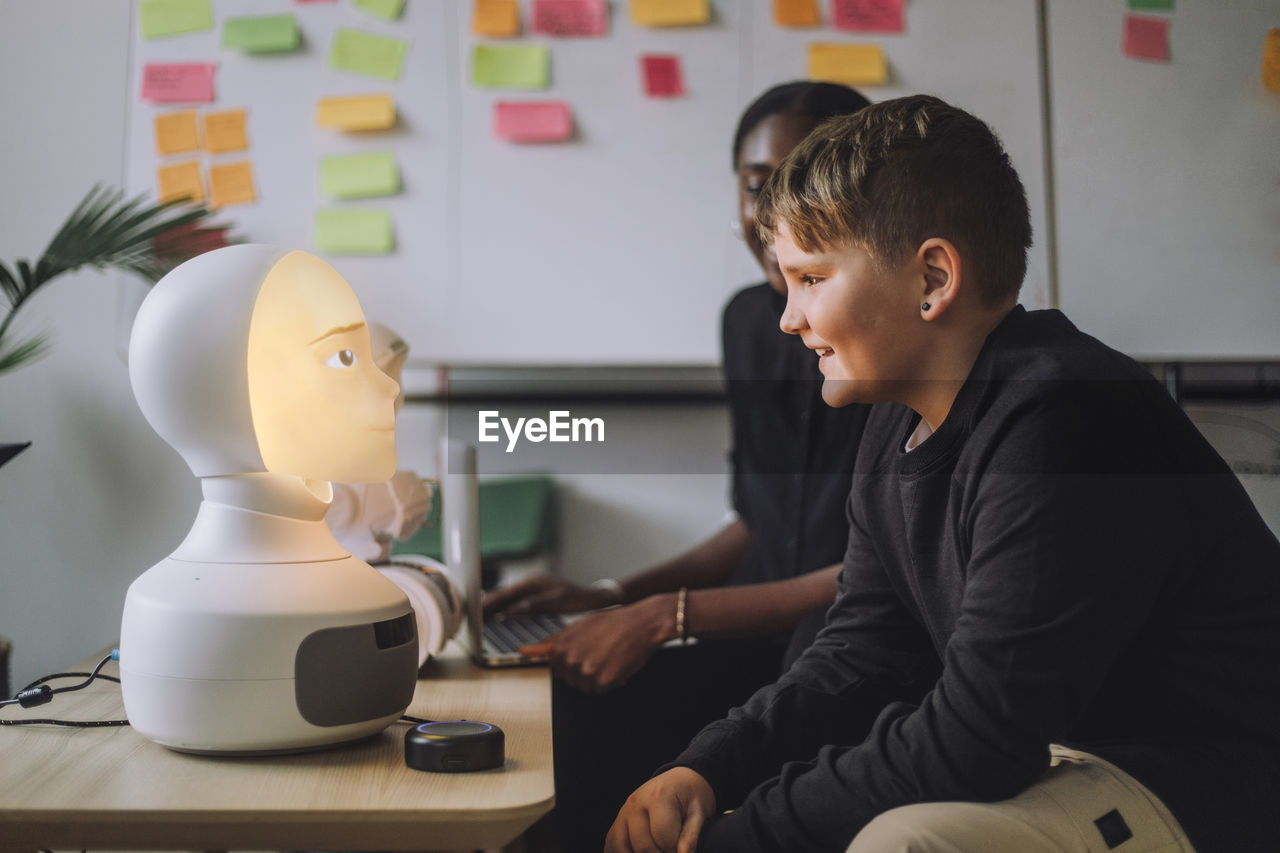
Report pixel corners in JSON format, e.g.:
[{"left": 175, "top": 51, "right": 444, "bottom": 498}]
[{"left": 847, "top": 746, "right": 1195, "bottom": 853}]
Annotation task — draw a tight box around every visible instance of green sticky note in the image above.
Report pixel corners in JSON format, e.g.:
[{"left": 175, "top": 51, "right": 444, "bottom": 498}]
[
  {"left": 472, "top": 44, "right": 551, "bottom": 90},
  {"left": 314, "top": 209, "right": 394, "bottom": 255},
  {"left": 354, "top": 0, "right": 407, "bottom": 21},
  {"left": 222, "top": 15, "right": 300, "bottom": 53},
  {"left": 140, "top": 0, "right": 212, "bottom": 39},
  {"left": 320, "top": 152, "right": 400, "bottom": 199},
  {"left": 1127, "top": 0, "right": 1173, "bottom": 9},
  {"left": 330, "top": 29, "right": 409, "bottom": 81}
]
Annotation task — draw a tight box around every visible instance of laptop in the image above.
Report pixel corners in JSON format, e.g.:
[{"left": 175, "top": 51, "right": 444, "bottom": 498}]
[{"left": 441, "top": 440, "right": 566, "bottom": 667}]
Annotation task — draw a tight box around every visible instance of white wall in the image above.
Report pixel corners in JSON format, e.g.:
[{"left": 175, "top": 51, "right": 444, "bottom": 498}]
[{"left": 0, "top": 0, "right": 202, "bottom": 691}]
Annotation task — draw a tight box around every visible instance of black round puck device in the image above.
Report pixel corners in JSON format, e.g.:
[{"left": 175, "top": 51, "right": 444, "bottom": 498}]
[{"left": 405, "top": 721, "right": 505, "bottom": 772}]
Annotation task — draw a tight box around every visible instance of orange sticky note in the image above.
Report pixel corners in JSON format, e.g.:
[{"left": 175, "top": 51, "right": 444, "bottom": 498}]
[
  {"left": 316, "top": 93, "right": 397, "bottom": 131},
  {"left": 1122, "top": 14, "right": 1170, "bottom": 62},
  {"left": 630, "top": 0, "right": 709, "bottom": 28},
  {"left": 774, "top": 0, "right": 820, "bottom": 28},
  {"left": 203, "top": 108, "right": 248, "bottom": 154},
  {"left": 1262, "top": 28, "right": 1280, "bottom": 93},
  {"left": 807, "top": 43, "right": 888, "bottom": 85},
  {"left": 154, "top": 110, "right": 200, "bottom": 155},
  {"left": 157, "top": 161, "right": 204, "bottom": 203},
  {"left": 473, "top": 0, "right": 521, "bottom": 37},
  {"left": 209, "top": 160, "right": 256, "bottom": 207}
]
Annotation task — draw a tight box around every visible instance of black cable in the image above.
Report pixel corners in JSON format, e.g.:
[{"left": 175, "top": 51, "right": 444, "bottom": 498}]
[
  {"left": 399, "top": 714, "right": 437, "bottom": 725},
  {"left": 0, "top": 653, "right": 130, "bottom": 727}
]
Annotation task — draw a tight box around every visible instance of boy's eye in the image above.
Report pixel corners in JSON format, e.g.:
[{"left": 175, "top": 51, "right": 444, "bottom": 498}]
[
  {"left": 325, "top": 349, "right": 357, "bottom": 368},
  {"left": 744, "top": 183, "right": 764, "bottom": 196},
  {"left": 801, "top": 275, "right": 823, "bottom": 288}
]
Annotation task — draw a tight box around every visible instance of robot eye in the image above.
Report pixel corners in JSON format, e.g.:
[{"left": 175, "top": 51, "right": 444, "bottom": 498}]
[{"left": 325, "top": 349, "right": 357, "bottom": 368}]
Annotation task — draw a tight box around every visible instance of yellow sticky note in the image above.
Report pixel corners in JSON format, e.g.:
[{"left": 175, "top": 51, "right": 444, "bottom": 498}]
[
  {"left": 473, "top": 0, "right": 521, "bottom": 37},
  {"left": 157, "top": 161, "right": 204, "bottom": 203},
  {"left": 154, "top": 110, "right": 200, "bottom": 155},
  {"left": 807, "top": 43, "right": 888, "bottom": 85},
  {"left": 209, "top": 160, "right": 257, "bottom": 207},
  {"left": 774, "top": 0, "right": 820, "bottom": 28},
  {"left": 1263, "top": 29, "right": 1280, "bottom": 93},
  {"left": 630, "top": 0, "right": 709, "bottom": 28},
  {"left": 316, "top": 93, "right": 397, "bottom": 131},
  {"left": 203, "top": 109, "right": 248, "bottom": 154}
]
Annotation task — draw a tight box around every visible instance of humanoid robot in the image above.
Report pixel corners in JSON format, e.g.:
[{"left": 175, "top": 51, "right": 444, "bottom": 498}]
[{"left": 122, "top": 245, "right": 419, "bottom": 753}]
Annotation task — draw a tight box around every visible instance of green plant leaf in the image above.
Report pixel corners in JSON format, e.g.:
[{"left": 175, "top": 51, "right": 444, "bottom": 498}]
[
  {"left": 0, "top": 185, "right": 233, "bottom": 371},
  {"left": 0, "top": 333, "right": 49, "bottom": 375}
]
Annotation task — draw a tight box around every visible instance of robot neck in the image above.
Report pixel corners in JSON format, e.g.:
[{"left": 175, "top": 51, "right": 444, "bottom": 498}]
[{"left": 170, "top": 473, "right": 351, "bottom": 564}]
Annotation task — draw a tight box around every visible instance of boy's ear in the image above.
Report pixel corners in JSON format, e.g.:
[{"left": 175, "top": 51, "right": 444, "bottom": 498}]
[{"left": 917, "top": 238, "right": 961, "bottom": 319}]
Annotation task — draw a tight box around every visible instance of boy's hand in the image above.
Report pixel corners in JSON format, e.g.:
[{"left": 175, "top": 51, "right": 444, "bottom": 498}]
[
  {"left": 605, "top": 767, "right": 715, "bottom": 853},
  {"left": 521, "top": 595, "right": 673, "bottom": 692},
  {"left": 482, "top": 573, "right": 618, "bottom": 616}
]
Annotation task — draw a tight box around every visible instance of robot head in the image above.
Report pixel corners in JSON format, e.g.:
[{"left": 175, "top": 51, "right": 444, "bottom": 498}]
[{"left": 129, "top": 244, "right": 399, "bottom": 483}]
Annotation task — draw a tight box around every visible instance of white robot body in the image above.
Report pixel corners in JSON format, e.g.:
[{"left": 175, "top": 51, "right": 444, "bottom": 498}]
[
  {"left": 120, "top": 553, "right": 415, "bottom": 754},
  {"left": 123, "top": 246, "right": 418, "bottom": 754}
]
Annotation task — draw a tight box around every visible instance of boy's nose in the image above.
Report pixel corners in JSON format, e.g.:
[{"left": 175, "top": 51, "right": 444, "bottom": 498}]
[{"left": 779, "top": 296, "right": 805, "bottom": 336}]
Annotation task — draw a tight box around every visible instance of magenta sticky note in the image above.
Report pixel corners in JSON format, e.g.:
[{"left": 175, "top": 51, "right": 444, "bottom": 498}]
[
  {"left": 831, "top": 0, "right": 903, "bottom": 33},
  {"left": 141, "top": 63, "right": 216, "bottom": 103},
  {"left": 1123, "top": 14, "right": 1171, "bottom": 61},
  {"left": 494, "top": 101, "right": 573, "bottom": 143},
  {"left": 532, "top": 0, "right": 608, "bottom": 36},
  {"left": 642, "top": 54, "right": 685, "bottom": 98}
]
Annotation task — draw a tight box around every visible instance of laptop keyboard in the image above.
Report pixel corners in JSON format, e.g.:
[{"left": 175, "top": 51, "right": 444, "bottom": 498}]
[{"left": 483, "top": 613, "right": 566, "bottom": 655}]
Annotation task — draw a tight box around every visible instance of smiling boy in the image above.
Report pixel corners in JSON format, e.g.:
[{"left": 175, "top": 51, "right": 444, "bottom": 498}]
[{"left": 606, "top": 95, "right": 1280, "bottom": 853}]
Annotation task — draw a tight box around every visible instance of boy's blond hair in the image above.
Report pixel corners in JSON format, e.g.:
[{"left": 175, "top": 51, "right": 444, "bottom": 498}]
[{"left": 756, "top": 94, "right": 1032, "bottom": 306}]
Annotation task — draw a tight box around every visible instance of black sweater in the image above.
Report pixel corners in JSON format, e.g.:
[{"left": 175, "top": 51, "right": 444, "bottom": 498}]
[{"left": 673, "top": 307, "right": 1280, "bottom": 852}]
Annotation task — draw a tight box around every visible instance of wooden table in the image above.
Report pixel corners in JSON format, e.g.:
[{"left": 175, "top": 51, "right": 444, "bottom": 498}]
[{"left": 0, "top": 646, "right": 554, "bottom": 852}]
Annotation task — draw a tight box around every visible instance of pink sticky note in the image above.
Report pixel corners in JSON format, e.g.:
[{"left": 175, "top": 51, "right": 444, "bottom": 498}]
[
  {"left": 1123, "top": 14, "right": 1170, "bottom": 62},
  {"left": 494, "top": 101, "right": 573, "bottom": 142},
  {"left": 141, "top": 63, "right": 216, "bottom": 103},
  {"left": 831, "top": 0, "right": 903, "bottom": 33},
  {"left": 642, "top": 54, "right": 685, "bottom": 98},
  {"left": 532, "top": 0, "right": 608, "bottom": 36}
]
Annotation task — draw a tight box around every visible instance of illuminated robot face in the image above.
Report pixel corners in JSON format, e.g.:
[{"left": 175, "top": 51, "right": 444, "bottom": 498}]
[
  {"left": 247, "top": 251, "right": 398, "bottom": 484},
  {"left": 130, "top": 245, "right": 399, "bottom": 485}
]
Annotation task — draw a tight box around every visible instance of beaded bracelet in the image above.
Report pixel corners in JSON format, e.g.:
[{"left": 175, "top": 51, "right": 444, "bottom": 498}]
[{"left": 675, "top": 586, "right": 688, "bottom": 643}]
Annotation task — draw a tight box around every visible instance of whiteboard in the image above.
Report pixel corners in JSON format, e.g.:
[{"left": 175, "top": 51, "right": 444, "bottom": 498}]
[
  {"left": 1047, "top": 0, "right": 1280, "bottom": 359},
  {"left": 125, "top": 0, "right": 1050, "bottom": 367}
]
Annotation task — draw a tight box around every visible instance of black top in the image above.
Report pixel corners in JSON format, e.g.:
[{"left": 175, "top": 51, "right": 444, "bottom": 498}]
[
  {"left": 722, "top": 283, "right": 871, "bottom": 593},
  {"left": 675, "top": 306, "right": 1280, "bottom": 852}
]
